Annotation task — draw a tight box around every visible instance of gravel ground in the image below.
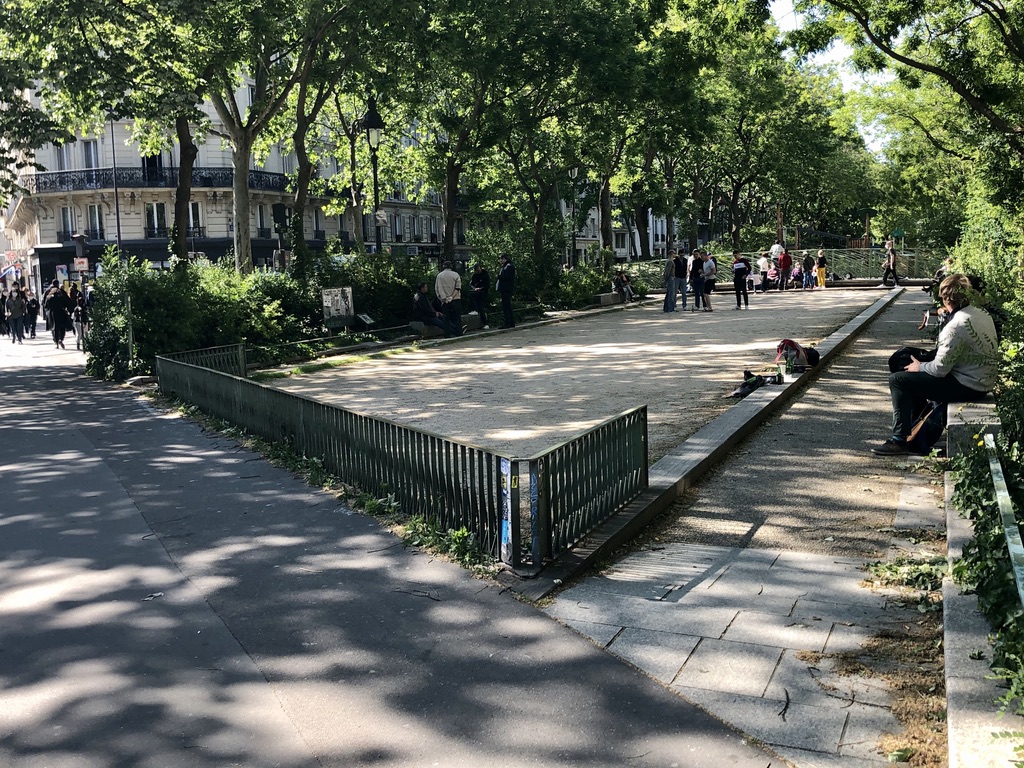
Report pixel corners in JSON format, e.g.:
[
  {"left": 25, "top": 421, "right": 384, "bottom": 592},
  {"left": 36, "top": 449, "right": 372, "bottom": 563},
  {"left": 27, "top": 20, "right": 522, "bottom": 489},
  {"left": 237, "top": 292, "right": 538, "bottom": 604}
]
[{"left": 271, "top": 288, "right": 886, "bottom": 463}]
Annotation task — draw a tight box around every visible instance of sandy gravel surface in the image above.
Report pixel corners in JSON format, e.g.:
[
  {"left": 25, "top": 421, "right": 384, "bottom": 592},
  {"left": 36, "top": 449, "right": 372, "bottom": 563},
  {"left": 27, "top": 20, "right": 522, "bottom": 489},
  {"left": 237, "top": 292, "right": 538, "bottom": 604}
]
[
  {"left": 650, "top": 289, "right": 937, "bottom": 559},
  {"left": 271, "top": 288, "right": 884, "bottom": 462}
]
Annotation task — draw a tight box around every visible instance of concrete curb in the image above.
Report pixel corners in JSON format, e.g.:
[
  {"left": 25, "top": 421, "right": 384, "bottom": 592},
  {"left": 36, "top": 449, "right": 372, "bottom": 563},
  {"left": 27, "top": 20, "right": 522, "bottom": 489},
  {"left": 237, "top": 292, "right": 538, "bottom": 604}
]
[{"left": 500, "top": 287, "right": 904, "bottom": 601}]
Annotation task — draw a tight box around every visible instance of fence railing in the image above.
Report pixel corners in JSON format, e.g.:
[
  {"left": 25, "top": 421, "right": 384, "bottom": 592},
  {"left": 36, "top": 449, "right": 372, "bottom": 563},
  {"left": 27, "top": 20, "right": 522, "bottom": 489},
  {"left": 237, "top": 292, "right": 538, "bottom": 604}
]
[
  {"left": 160, "top": 344, "right": 247, "bottom": 378},
  {"left": 155, "top": 350, "right": 649, "bottom": 570},
  {"left": 984, "top": 433, "right": 1024, "bottom": 606}
]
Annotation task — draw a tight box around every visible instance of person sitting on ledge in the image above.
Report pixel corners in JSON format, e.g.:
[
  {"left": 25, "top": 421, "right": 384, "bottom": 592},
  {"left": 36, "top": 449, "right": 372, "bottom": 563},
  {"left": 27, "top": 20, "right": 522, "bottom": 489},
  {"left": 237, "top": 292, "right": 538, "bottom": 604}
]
[
  {"left": 412, "top": 281, "right": 457, "bottom": 338},
  {"left": 872, "top": 274, "right": 999, "bottom": 455}
]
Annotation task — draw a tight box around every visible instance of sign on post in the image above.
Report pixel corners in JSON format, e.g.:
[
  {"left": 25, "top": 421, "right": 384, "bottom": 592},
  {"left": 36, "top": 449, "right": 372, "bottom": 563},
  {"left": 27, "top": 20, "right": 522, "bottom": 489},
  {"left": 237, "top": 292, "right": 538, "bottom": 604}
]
[
  {"left": 73, "top": 257, "right": 89, "bottom": 272},
  {"left": 322, "top": 287, "right": 354, "bottom": 329}
]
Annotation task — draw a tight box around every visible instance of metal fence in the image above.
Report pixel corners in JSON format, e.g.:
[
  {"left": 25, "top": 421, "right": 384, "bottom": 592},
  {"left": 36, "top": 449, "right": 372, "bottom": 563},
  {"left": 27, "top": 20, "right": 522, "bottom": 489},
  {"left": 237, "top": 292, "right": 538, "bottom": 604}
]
[
  {"left": 160, "top": 344, "right": 247, "bottom": 377},
  {"left": 155, "top": 350, "right": 649, "bottom": 569},
  {"left": 984, "top": 433, "right": 1024, "bottom": 607}
]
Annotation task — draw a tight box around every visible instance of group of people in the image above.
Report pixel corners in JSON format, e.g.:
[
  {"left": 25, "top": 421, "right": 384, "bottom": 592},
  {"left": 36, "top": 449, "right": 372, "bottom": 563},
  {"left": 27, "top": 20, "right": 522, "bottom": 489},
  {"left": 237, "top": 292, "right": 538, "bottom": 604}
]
[
  {"left": 662, "top": 248, "right": 726, "bottom": 312},
  {"left": 755, "top": 242, "right": 829, "bottom": 292},
  {"left": 0, "top": 279, "right": 90, "bottom": 350},
  {"left": 412, "top": 255, "right": 517, "bottom": 338}
]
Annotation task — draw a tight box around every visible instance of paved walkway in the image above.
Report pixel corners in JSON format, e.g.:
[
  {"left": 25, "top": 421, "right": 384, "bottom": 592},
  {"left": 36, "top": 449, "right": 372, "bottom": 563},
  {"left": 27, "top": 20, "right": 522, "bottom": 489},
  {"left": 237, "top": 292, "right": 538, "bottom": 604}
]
[{"left": 0, "top": 339, "right": 778, "bottom": 766}]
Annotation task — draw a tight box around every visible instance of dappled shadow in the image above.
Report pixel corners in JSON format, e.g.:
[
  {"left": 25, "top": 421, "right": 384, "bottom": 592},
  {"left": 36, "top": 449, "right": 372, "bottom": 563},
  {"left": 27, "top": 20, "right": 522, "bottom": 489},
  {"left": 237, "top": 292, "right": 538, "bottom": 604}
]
[{"left": 0, "top": 362, "right": 779, "bottom": 767}]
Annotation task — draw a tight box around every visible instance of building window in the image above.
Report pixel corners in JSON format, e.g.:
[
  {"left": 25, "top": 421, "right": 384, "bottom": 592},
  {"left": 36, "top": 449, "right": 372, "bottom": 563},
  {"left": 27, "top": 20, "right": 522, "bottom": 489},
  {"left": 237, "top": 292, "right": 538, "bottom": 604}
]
[
  {"left": 615, "top": 232, "right": 626, "bottom": 250},
  {"left": 429, "top": 216, "right": 438, "bottom": 243},
  {"left": 188, "top": 201, "right": 204, "bottom": 237},
  {"left": 58, "top": 207, "right": 75, "bottom": 241},
  {"left": 412, "top": 215, "right": 422, "bottom": 241},
  {"left": 83, "top": 140, "right": 100, "bottom": 169},
  {"left": 392, "top": 213, "right": 404, "bottom": 242},
  {"left": 145, "top": 202, "right": 168, "bottom": 238},
  {"left": 55, "top": 145, "right": 71, "bottom": 171},
  {"left": 282, "top": 152, "right": 296, "bottom": 175},
  {"left": 86, "top": 204, "right": 105, "bottom": 240}
]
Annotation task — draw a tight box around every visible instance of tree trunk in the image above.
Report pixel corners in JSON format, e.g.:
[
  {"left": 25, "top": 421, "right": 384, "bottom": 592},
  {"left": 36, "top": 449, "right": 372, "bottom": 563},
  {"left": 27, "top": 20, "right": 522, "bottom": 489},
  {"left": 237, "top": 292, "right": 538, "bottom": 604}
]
[
  {"left": 600, "top": 179, "right": 613, "bottom": 251},
  {"left": 348, "top": 130, "right": 364, "bottom": 247},
  {"left": 442, "top": 156, "right": 460, "bottom": 262},
  {"left": 231, "top": 135, "right": 254, "bottom": 273},
  {"left": 172, "top": 116, "right": 197, "bottom": 261},
  {"left": 729, "top": 184, "right": 743, "bottom": 252},
  {"left": 291, "top": 111, "right": 314, "bottom": 280},
  {"left": 634, "top": 203, "right": 651, "bottom": 260}
]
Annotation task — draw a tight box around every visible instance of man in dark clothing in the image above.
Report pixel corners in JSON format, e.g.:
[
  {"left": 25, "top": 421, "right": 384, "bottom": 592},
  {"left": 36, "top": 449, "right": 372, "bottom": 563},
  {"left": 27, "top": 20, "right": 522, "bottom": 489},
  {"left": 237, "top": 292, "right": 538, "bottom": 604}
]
[
  {"left": 778, "top": 249, "right": 793, "bottom": 291},
  {"left": 801, "top": 251, "right": 816, "bottom": 289},
  {"left": 673, "top": 251, "right": 688, "bottom": 310},
  {"left": 44, "top": 282, "right": 73, "bottom": 349},
  {"left": 412, "top": 282, "right": 456, "bottom": 337},
  {"left": 25, "top": 291, "right": 40, "bottom": 338},
  {"left": 469, "top": 263, "right": 490, "bottom": 329},
  {"left": 496, "top": 254, "right": 516, "bottom": 328}
]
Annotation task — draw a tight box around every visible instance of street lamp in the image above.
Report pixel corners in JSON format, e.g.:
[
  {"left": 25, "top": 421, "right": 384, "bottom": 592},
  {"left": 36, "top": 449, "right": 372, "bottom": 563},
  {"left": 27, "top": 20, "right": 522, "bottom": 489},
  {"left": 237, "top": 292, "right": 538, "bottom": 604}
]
[
  {"left": 107, "top": 115, "right": 122, "bottom": 250},
  {"left": 568, "top": 166, "right": 579, "bottom": 268},
  {"left": 363, "top": 96, "right": 385, "bottom": 255}
]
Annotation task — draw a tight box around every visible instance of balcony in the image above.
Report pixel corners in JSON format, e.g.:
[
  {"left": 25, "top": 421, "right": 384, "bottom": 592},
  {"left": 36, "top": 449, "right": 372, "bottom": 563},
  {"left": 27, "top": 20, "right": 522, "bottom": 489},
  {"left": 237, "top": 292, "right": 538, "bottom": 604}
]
[
  {"left": 145, "top": 226, "right": 170, "bottom": 239},
  {"left": 17, "top": 167, "right": 289, "bottom": 194},
  {"left": 56, "top": 230, "right": 73, "bottom": 242},
  {"left": 186, "top": 226, "right": 206, "bottom": 238},
  {"left": 84, "top": 228, "right": 105, "bottom": 241},
  {"left": 257, "top": 227, "right": 272, "bottom": 239},
  {"left": 313, "top": 230, "right": 326, "bottom": 241}
]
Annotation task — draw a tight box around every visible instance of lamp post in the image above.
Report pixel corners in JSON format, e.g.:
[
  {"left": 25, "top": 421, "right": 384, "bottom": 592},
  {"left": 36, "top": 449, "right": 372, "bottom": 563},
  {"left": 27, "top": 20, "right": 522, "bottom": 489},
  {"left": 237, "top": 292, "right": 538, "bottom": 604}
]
[
  {"left": 363, "top": 96, "right": 385, "bottom": 255},
  {"left": 568, "top": 166, "right": 579, "bottom": 268},
  {"left": 107, "top": 115, "right": 122, "bottom": 250}
]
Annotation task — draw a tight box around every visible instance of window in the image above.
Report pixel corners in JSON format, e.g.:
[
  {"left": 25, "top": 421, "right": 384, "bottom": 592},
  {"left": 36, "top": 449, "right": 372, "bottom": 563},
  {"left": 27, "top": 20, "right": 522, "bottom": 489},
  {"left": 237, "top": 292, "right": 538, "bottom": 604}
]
[
  {"left": 615, "top": 232, "right": 627, "bottom": 250},
  {"left": 392, "top": 213, "right": 404, "bottom": 242},
  {"left": 55, "top": 145, "right": 71, "bottom": 171},
  {"left": 82, "top": 140, "right": 100, "bottom": 169},
  {"left": 87, "top": 204, "right": 105, "bottom": 240},
  {"left": 282, "top": 152, "right": 295, "bottom": 175},
  {"left": 145, "top": 202, "right": 168, "bottom": 237},
  {"left": 429, "top": 216, "right": 438, "bottom": 242},
  {"left": 412, "top": 215, "right": 422, "bottom": 241},
  {"left": 188, "top": 201, "right": 204, "bottom": 237},
  {"left": 363, "top": 213, "right": 374, "bottom": 240},
  {"left": 59, "top": 207, "right": 75, "bottom": 240}
]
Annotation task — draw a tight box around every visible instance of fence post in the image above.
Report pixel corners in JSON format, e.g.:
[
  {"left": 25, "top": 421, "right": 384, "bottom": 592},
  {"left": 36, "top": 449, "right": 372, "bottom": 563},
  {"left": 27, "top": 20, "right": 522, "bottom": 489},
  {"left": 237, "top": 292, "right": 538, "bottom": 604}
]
[
  {"left": 530, "top": 457, "right": 551, "bottom": 566},
  {"left": 499, "top": 457, "right": 521, "bottom": 568},
  {"left": 238, "top": 344, "right": 247, "bottom": 378}
]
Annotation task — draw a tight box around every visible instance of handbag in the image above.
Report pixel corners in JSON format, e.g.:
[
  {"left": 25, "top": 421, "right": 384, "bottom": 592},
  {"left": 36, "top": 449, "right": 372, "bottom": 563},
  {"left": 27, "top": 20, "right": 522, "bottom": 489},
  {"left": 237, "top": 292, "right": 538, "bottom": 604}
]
[
  {"left": 906, "top": 401, "right": 947, "bottom": 455},
  {"left": 888, "top": 346, "right": 936, "bottom": 373}
]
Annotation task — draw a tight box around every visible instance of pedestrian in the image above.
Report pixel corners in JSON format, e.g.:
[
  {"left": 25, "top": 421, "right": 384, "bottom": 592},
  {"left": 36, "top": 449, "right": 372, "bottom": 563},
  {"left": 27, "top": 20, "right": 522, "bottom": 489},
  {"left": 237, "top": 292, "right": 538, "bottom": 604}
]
[
  {"left": 435, "top": 260, "right": 464, "bottom": 337},
  {"left": 496, "top": 253, "right": 516, "bottom": 329},
  {"left": 25, "top": 290, "right": 39, "bottom": 338},
  {"left": 756, "top": 252, "right": 771, "bottom": 293},
  {"left": 469, "top": 263, "right": 490, "bottom": 329},
  {"left": 5, "top": 284, "right": 27, "bottom": 344},
  {"left": 881, "top": 248, "right": 900, "bottom": 287},
  {"left": 662, "top": 251, "right": 677, "bottom": 313},
  {"left": 731, "top": 251, "right": 751, "bottom": 309},
  {"left": 73, "top": 296, "right": 90, "bottom": 351},
  {"left": 801, "top": 251, "right": 816, "bottom": 289},
  {"left": 872, "top": 275, "right": 998, "bottom": 455},
  {"left": 673, "top": 250, "right": 688, "bottom": 310},
  {"left": 815, "top": 249, "right": 828, "bottom": 289},
  {"left": 69, "top": 281, "right": 81, "bottom": 306},
  {"left": 411, "top": 281, "right": 457, "bottom": 338},
  {"left": 701, "top": 251, "right": 717, "bottom": 311},
  {"left": 769, "top": 239, "right": 784, "bottom": 262},
  {"left": 0, "top": 289, "right": 7, "bottom": 338},
  {"left": 778, "top": 248, "right": 792, "bottom": 291},
  {"left": 688, "top": 250, "right": 705, "bottom": 311},
  {"left": 44, "top": 281, "right": 73, "bottom": 349}
]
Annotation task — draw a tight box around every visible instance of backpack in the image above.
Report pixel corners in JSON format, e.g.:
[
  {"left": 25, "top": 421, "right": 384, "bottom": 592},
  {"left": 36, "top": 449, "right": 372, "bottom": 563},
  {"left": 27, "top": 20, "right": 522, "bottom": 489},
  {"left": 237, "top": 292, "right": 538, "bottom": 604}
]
[
  {"left": 907, "top": 401, "right": 947, "bottom": 455},
  {"left": 774, "top": 338, "right": 809, "bottom": 367}
]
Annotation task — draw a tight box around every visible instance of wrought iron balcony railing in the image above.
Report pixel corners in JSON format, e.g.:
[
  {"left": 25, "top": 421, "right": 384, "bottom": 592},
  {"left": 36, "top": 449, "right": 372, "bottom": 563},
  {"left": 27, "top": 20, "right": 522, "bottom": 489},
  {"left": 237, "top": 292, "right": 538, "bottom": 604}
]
[
  {"left": 17, "top": 167, "right": 289, "bottom": 195},
  {"left": 146, "top": 226, "right": 170, "bottom": 239},
  {"left": 84, "top": 228, "right": 105, "bottom": 241},
  {"left": 313, "top": 230, "right": 326, "bottom": 241},
  {"left": 186, "top": 226, "right": 206, "bottom": 238},
  {"left": 256, "top": 227, "right": 272, "bottom": 239}
]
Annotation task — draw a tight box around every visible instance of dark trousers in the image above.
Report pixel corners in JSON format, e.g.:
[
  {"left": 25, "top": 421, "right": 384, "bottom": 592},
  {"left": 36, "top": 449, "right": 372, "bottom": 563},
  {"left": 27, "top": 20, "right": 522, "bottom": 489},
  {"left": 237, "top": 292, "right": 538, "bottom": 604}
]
[
  {"left": 499, "top": 291, "right": 514, "bottom": 327},
  {"left": 690, "top": 277, "right": 704, "bottom": 309},
  {"left": 882, "top": 265, "right": 900, "bottom": 286},
  {"left": 889, "top": 371, "right": 987, "bottom": 439},
  {"left": 472, "top": 292, "right": 488, "bottom": 326},
  {"left": 734, "top": 277, "right": 748, "bottom": 307},
  {"left": 52, "top": 317, "right": 66, "bottom": 346},
  {"left": 26, "top": 315, "right": 37, "bottom": 337},
  {"left": 442, "top": 299, "right": 463, "bottom": 336}
]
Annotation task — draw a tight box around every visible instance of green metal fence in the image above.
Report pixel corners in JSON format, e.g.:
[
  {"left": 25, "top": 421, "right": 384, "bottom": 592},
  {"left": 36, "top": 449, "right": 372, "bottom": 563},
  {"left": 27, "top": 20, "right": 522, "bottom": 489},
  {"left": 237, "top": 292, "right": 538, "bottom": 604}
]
[
  {"left": 161, "top": 344, "right": 247, "bottom": 377},
  {"left": 155, "top": 351, "right": 649, "bottom": 570}
]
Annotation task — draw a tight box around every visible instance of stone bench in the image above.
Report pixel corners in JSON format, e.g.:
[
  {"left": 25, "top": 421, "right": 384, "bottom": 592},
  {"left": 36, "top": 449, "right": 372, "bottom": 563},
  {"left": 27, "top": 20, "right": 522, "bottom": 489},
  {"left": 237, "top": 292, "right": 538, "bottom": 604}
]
[
  {"left": 410, "top": 313, "right": 484, "bottom": 338},
  {"left": 595, "top": 292, "right": 623, "bottom": 306},
  {"left": 946, "top": 395, "right": 999, "bottom": 458}
]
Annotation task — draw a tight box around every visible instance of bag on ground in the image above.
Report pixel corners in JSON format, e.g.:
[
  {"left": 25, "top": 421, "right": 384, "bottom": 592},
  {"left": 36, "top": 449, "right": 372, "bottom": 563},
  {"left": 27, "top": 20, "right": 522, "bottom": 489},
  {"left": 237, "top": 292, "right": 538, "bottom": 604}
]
[
  {"left": 906, "top": 401, "right": 947, "bottom": 455},
  {"left": 774, "top": 339, "right": 810, "bottom": 367}
]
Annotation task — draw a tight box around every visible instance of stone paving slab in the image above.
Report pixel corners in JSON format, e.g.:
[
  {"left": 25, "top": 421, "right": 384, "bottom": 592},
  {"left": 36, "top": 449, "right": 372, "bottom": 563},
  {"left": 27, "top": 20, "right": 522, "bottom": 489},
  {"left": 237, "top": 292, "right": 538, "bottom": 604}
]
[
  {"left": 764, "top": 650, "right": 891, "bottom": 709},
  {"left": 606, "top": 628, "right": 701, "bottom": 684},
  {"left": 546, "top": 593, "right": 740, "bottom": 638},
  {"left": 836, "top": 702, "right": 903, "bottom": 761},
  {"left": 674, "top": 687, "right": 849, "bottom": 753},
  {"left": 672, "top": 638, "right": 783, "bottom": 696},
  {"left": 722, "top": 610, "right": 833, "bottom": 651}
]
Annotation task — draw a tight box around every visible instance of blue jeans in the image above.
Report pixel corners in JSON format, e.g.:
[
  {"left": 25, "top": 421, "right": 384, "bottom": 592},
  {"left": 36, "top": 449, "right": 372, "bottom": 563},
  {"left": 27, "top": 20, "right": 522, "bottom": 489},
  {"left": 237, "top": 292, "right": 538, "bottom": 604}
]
[
  {"left": 677, "top": 277, "right": 688, "bottom": 309},
  {"left": 803, "top": 271, "right": 815, "bottom": 289},
  {"left": 663, "top": 276, "right": 676, "bottom": 312}
]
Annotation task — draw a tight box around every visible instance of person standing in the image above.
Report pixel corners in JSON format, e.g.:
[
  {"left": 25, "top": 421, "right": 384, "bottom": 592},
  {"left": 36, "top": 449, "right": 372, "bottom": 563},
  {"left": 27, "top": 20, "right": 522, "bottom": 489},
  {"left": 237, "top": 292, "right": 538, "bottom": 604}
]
[
  {"left": 688, "top": 250, "right": 705, "bottom": 311},
  {"left": 778, "top": 248, "right": 792, "bottom": 291},
  {"left": 756, "top": 252, "right": 771, "bottom": 293},
  {"left": 673, "top": 250, "right": 688, "bottom": 310},
  {"left": 815, "top": 249, "right": 828, "bottom": 289},
  {"left": 701, "top": 251, "right": 717, "bottom": 311},
  {"left": 731, "top": 251, "right": 751, "bottom": 309},
  {"left": 435, "top": 261, "right": 464, "bottom": 337},
  {"left": 5, "top": 285, "right": 27, "bottom": 344},
  {"left": 662, "top": 251, "right": 677, "bottom": 312},
  {"left": 769, "top": 239, "right": 784, "bottom": 263},
  {"left": 881, "top": 248, "right": 900, "bottom": 287},
  {"left": 44, "top": 282, "right": 73, "bottom": 349},
  {"left": 496, "top": 253, "right": 516, "bottom": 329},
  {"left": 801, "top": 251, "right": 816, "bottom": 289},
  {"left": 25, "top": 290, "right": 39, "bottom": 338},
  {"left": 469, "top": 263, "right": 490, "bottom": 329},
  {"left": 73, "top": 296, "right": 90, "bottom": 351}
]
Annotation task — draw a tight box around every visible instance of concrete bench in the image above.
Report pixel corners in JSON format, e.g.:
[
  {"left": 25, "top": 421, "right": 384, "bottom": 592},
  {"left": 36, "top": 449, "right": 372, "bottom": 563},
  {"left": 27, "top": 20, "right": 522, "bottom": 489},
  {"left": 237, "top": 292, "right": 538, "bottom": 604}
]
[
  {"left": 595, "top": 292, "right": 623, "bottom": 306},
  {"left": 946, "top": 395, "right": 999, "bottom": 458},
  {"left": 410, "top": 313, "right": 484, "bottom": 338}
]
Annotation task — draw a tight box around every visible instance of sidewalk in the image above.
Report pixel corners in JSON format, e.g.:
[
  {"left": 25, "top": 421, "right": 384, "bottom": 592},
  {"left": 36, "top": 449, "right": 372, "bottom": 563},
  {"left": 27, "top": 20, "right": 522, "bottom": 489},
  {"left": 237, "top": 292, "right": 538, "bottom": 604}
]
[{"left": 0, "top": 339, "right": 779, "bottom": 767}]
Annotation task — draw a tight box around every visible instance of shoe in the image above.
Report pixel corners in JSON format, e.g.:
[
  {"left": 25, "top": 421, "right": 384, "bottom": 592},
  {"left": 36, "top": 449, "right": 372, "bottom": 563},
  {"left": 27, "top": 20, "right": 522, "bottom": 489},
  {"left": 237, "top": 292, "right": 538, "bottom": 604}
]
[
  {"left": 482, "top": 325, "right": 490, "bottom": 330},
  {"left": 734, "top": 306, "right": 741, "bottom": 310},
  {"left": 467, "top": 311, "right": 478, "bottom": 315},
  {"left": 871, "top": 439, "right": 909, "bottom": 456}
]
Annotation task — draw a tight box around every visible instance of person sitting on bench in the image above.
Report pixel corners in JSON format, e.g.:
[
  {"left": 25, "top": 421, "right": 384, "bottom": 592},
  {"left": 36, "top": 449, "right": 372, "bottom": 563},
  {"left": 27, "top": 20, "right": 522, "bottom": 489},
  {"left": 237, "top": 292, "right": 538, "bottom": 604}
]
[
  {"left": 872, "top": 274, "right": 999, "bottom": 455},
  {"left": 412, "top": 281, "right": 457, "bottom": 338}
]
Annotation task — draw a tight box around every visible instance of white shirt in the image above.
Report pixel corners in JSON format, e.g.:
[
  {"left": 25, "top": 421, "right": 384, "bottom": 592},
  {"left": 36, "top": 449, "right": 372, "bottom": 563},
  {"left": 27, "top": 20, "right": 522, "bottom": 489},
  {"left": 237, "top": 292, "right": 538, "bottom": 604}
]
[
  {"left": 769, "top": 243, "right": 783, "bottom": 260},
  {"left": 435, "top": 269, "right": 461, "bottom": 304},
  {"left": 919, "top": 305, "right": 999, "bottom": 392},
  {"left": 757, "top": 256, "right": 770, "bottom": 272}
]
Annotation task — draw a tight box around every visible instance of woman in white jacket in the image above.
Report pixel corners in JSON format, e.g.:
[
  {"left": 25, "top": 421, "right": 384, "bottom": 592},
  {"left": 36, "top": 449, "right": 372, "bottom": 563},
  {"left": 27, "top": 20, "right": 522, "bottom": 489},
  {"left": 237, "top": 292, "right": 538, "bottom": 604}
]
[{"left": 873, "top": 274, "right": 999, "bottom": 455}]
